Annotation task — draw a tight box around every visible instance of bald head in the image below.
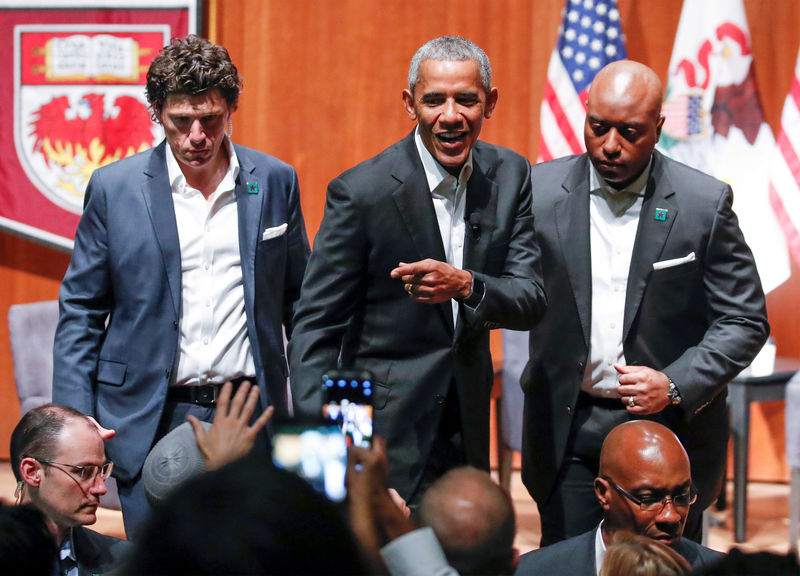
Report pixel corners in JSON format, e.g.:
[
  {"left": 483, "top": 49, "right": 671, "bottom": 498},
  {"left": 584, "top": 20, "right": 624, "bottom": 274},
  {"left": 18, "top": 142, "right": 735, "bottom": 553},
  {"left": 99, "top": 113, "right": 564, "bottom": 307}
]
[
  {"left": 584, "top": 60, "right": 665, "bottom": 190},
  {"left": 599, "top": 420, "right": 689, "bottom": 480},
  {"left": 589, "top": 60, "right": 663, "bottom": 117},
  {"left": 419, "top": 467, "right": 517, "bottom": 575},
  {"left": 596, "top": 421, "right": 693, "bottom": 546}
]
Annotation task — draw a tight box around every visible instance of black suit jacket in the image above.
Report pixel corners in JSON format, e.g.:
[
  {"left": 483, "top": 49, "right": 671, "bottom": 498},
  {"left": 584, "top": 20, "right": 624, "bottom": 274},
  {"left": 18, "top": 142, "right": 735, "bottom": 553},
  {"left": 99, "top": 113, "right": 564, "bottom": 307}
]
[
  {"left": 289, "top": 132, "right": 546, "bottom": 500},
  {"left": 73, "top": 526, "right": 131, "bottom": 575},
  {"left": 521, "top": 152, "right": 769, "bottom": 508},
  {"left": 515, "top": 528, "right": 725, "bottom": 576}
]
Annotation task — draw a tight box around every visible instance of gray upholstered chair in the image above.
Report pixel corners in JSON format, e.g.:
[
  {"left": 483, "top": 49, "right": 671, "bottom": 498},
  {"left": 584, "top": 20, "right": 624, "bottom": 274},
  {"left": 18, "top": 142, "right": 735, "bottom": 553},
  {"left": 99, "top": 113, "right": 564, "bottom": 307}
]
[
  {"left": 787, "top": 371, "right": 800, "bottom": 554},
  {"left": 8, "top": 300, "right": 121, "bottom": 510},
  {"left": 498, "top": 329, "right": 528, "bottom": 490}
]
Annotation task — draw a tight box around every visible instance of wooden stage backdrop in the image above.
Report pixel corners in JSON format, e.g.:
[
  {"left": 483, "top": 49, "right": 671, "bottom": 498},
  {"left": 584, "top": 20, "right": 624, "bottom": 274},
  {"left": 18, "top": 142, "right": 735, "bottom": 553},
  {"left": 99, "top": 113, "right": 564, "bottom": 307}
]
[{"left": 1, "top": 0, "right": 799, "bottom": 481}]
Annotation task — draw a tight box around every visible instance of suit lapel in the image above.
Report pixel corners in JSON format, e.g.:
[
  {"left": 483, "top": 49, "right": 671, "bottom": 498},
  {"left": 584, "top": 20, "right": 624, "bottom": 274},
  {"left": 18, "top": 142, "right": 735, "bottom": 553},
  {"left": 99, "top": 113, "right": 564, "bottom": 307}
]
[
  {"left": 556, "top": 156, "right": 592, "bottom": 349},
  {"left": 142, "top": 142, "right": 181, "bottom": 318},
  {"left": 623, "top": 152, "right": 678, "bottom": 342},
  {"left": 463, "top": 145, "right": 498, "bottom": 275},
  {"left": 392, "top": 134, "right": 453, "bottom": 332},
  {"left": 455, "top": 146, "right": 498, "bottom": 339},
  {"left": 234, "top": 146, "right": 262, "bottom": 321}
]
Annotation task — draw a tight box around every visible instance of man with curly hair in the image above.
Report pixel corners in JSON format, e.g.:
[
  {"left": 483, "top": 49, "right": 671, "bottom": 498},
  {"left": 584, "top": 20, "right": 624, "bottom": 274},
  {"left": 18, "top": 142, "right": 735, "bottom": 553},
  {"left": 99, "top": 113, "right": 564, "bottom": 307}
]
[{"left": 53, "top": 34, "right": 310, "bottom": 538}]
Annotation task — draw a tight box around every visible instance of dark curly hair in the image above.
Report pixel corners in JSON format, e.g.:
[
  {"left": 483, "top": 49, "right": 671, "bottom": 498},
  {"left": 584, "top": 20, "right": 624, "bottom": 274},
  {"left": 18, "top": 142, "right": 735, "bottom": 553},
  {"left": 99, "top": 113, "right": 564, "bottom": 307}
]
[{"left": 146, "top": 34, "right": 243, "bottom": 121}]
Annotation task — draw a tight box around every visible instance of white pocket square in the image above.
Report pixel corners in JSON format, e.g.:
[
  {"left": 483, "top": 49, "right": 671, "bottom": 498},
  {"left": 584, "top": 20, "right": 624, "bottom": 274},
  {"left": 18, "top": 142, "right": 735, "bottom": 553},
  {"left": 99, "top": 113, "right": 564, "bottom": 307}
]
[
  {"left": 652, "top": 251, "right": 696, "bottom": 271},
  {"left": 262, "top": 223, "right": 288, "bottom": 241}
]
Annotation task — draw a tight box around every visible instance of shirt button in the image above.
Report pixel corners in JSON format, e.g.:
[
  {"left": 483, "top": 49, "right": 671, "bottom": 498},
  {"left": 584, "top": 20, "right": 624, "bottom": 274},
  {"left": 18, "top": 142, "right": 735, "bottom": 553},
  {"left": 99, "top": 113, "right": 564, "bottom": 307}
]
[
  {"left": 206, "top": 300, "right": 212, "bottom": 307},
  {"left": 610, "top": 322, "right": 616, "bottom": 329},
  {"left": 204, "top": 263, "right": 210, "bottom": 270},
  {"left": 203, "top": 337, "right": 209, "bottom": 345}
]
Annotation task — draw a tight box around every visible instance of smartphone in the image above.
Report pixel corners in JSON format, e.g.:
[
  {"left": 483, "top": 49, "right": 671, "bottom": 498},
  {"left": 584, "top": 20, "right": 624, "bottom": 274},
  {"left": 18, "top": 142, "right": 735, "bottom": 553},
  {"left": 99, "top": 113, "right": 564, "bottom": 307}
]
[
  {"left": 271, "top": 421, "right": 348, "bottom": 502},
  {"left": 321, "top": 370, "right": 374, "bottom": 448}
]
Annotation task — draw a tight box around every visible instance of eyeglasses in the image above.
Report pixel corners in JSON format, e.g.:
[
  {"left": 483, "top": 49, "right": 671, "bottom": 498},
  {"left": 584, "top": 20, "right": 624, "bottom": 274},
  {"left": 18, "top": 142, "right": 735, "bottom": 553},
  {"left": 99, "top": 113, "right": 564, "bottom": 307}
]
[
  {"left": 35, "top": 458, "right": 114, "bottom": 485},
  {"left": 603, "top": 477, "right": 697, "bottom": 512}
]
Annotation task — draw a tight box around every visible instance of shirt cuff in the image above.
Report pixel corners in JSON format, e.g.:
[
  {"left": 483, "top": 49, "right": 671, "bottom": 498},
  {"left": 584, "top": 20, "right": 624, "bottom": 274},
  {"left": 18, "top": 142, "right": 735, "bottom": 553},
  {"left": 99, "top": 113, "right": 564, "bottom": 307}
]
[{"left": 380, "top": 526, "right": 456, "bottom": 576}]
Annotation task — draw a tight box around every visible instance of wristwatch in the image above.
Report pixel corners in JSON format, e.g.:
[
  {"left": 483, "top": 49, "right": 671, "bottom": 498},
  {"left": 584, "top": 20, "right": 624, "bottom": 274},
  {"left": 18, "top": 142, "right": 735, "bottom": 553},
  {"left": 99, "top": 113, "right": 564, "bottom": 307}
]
[{"left": 667, "top": 378, "right": 682, "bottom": 405}]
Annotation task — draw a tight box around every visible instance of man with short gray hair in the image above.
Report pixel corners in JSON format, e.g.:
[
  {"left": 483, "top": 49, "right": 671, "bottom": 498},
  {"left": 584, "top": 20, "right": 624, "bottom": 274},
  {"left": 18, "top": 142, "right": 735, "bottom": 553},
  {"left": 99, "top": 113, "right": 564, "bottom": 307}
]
[{"left": 290, "top": 36, "right": 546, "bottom": 505}]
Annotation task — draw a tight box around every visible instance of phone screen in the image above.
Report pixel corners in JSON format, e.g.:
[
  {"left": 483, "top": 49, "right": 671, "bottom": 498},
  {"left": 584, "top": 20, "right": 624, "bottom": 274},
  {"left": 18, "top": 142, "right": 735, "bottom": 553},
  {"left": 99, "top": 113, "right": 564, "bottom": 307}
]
[
  {"left": 322, "top": 370, "right": 374, "bottom": 448},
  {"left": 271, "top": 422, "right": 347, "bottom": 502}
]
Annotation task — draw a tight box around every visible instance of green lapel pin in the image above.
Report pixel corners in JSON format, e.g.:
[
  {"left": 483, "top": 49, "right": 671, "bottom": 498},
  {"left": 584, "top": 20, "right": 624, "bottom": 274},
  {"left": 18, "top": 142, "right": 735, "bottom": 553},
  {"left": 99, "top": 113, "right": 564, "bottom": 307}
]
[
  {"left": 654, "top": 208, "right": 668, "bottom": 221},
  {"left": 247, "top": 182, "right": 259, "bottom": 194}
]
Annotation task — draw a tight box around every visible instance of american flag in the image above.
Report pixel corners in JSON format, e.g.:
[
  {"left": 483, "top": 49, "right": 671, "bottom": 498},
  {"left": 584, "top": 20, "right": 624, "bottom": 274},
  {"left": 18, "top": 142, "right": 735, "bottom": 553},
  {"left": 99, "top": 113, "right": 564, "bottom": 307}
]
[
  {"left": 661, "top": 93, "right": 705, "bottom": 139},
  {"left": 538, "top": 0, "right": 627, "bottom": 162},
  {"left": 769, "top": 51, "right": 800, "bottom": 267}
]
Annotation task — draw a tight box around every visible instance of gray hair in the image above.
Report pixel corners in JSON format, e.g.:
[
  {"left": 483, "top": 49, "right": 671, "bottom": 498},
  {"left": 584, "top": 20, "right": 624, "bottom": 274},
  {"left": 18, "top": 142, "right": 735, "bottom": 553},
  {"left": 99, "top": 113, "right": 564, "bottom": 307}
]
[{"left": 408, "top": 36, "right": 492, "bottom": 94}]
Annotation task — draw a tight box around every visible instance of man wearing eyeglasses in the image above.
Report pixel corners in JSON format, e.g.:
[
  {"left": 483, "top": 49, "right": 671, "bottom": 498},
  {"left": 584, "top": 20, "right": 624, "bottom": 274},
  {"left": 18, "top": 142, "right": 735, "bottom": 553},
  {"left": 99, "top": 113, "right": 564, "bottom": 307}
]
[
  {"left": 10, "top": 404, "right": 130, "bottom": 575},
  {"left": 516, "top": 420, "right": 724, "bottom": 575}
]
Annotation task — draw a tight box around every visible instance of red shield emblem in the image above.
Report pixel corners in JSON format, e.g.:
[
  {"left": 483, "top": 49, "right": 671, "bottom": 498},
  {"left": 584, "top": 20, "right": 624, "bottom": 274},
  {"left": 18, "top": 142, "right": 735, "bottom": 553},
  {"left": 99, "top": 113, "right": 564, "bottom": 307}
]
[{"left": 15, "top": 27, "right": 165, "bottom": 214}]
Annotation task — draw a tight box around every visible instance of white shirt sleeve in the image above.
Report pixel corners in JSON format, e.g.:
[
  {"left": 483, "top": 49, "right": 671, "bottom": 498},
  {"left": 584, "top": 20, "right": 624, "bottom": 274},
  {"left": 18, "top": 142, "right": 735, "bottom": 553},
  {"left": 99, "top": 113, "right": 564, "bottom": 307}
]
[{"left": 380, "top": 526, "right": 460, "bottom": 576}]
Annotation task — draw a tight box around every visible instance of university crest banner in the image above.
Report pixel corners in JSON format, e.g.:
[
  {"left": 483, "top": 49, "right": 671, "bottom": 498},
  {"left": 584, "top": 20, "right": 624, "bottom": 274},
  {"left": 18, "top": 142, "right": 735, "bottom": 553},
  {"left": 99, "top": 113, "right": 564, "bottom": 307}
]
[{"left": 0, "top": 1, "right": 197, "bottom": 249}]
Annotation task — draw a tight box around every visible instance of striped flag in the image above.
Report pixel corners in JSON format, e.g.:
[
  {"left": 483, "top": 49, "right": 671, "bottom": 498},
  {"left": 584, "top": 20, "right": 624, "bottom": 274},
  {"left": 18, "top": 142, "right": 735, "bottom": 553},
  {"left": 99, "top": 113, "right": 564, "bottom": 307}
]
[
  {"left": 537, "top": 0, "right": 626, "bottom": 163},
  {"left": 657, "top": 0, "right": 790, "bottom": 293},
  {"left": 769, "top": 48, "right": 800, "bottom": 268}
]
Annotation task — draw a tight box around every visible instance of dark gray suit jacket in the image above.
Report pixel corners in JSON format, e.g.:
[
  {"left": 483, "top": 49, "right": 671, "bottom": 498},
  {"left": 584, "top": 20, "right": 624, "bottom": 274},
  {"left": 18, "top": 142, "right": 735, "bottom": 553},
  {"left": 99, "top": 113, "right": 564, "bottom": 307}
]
[
  {"left": 53, "top": 141, "right": 310, "bottom": 482},
  {"left": 520, "top": 151, "right": 768, "bottom": 510},
  {"left": 73, "top": 526, "right": 131, "bottom": 575},
  {"left": 289, "top": 131, "right": 546, "bottom": 500},
  {"left": 515, "top": 528, "right": 724, "bottom": 575}
]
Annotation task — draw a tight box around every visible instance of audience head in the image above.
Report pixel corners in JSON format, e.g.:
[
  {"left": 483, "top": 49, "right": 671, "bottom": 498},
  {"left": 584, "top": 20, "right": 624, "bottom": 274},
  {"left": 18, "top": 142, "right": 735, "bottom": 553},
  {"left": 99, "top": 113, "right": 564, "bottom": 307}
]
[
  {"left": 691, "top": 548, "right": 800, "bottom": 576},
  {"left": 10, "top": 404, "right": 111, "bottom": 541},
  {"left": 596, "top": 420, "right": 695, "bottom": 547},
  {"left": 125, "top": 456, "right": 367, "bottom": 575},
  {"left": 145, "top": 34, "right": 242, "bottom": 120},
  {"left": 585, "top": 59, "right": 664, "bottom": 190},
  {"left": 0, "top": 502, "right": 57, "bottom": 576},
  {"left": 600, "top": 531, "right": 691, "bottom": 576},
  {"left": 418, "top": 466, "right": 518, "bottom": 575},
  {"left": 142, "top": 420, "right": 210, "bottom": 506},
  {"left": 403, "top": 36, "right": 498, "bottom": 175}
]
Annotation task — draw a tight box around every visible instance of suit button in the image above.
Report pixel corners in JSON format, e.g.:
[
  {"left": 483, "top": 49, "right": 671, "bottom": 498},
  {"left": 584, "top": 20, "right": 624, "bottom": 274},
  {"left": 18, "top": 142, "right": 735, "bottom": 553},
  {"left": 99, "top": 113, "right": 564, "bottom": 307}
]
[
  {"left": 577, "top": 361, "right": 585, "bottom": 373},
  {"left": 164, "top": 369, "right": 170, "bottom": 380},
  {"left": 566, "top": 405, "right": 572, "bottom": 415},
  {"left": 172, "top": 321, "right": 178, "bottom": 330},
  {"left": 434, "top": 394, "right": 446, "bottom": 405}
]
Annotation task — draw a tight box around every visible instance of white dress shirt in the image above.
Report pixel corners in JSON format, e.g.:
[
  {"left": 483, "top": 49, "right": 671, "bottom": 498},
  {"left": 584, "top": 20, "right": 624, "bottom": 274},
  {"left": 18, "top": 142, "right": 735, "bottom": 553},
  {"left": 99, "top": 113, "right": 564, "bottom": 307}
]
[
  {"left": 166, "top": 140, "right": 255, "bottom": 386},
  {"left": 414, "top": 127, "right": 473, "bottom": 327},
  {"left": 594, "top": 522, "right": 607, "bottom": 576},
  {"left": 581, "top": 159, "right": 652, "bottom": 397}
]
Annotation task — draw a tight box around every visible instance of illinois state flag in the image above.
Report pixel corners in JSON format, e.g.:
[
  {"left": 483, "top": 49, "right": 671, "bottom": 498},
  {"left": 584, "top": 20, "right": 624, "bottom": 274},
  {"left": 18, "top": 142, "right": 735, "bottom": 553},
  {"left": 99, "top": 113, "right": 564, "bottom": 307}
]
[
  {"left": 768, "top": 47, "right": 800, "bottom": 269},
  {"left": 537, "top": 0, "right": 626, "bottom": 162},
  {"left": 657, "top": 0, "right": 790, "bottom": 292}
]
